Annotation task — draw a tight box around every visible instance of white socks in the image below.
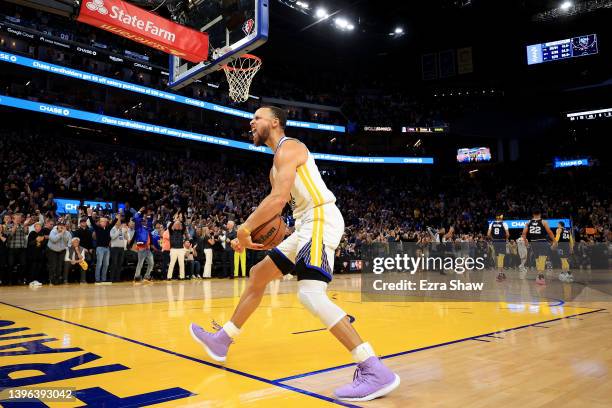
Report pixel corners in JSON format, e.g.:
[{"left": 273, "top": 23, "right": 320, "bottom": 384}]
[
  {"left": 351, "top": 342, "right": 376, "bottom": 363},
  {"left": 223, "top": 321, "right": 242, "bottom": 338}
]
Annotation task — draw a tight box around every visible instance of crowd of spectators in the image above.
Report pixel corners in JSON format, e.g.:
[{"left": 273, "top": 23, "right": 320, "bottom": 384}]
[{"left": 1, "top": 129, "right": 610, "bottom": 285}]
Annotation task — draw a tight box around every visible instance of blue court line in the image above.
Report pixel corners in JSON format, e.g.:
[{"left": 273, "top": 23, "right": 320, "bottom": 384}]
[
  {"left": 0, "top": 301, "right": 361, "bottom": 408},
  {"left": 482, "top": 335, "right": 504, "bottom": 339},
  {"left": 470, "top": 338, "right": 491, "bottom": 342},
  {"left": 273, "top": 308, "right": 606, "bottom": 383}
]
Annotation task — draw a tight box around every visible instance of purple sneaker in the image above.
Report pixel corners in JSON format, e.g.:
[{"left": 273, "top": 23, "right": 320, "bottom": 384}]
[
  {"left": 334, "top": 357, "right": 400, "bottom": 402},
  {"left": 189, "top": 323, "right": 232, "bottom": 363}
]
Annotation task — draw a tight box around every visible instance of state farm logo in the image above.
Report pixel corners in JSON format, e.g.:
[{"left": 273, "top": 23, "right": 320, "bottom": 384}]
[{"left": 86, "top": 0, "right": 108, "bottom": 15}]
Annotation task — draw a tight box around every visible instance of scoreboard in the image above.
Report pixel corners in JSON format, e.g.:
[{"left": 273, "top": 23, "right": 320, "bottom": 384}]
[{"left": 526, "top": 34, "right": 598, "bottom": 65}]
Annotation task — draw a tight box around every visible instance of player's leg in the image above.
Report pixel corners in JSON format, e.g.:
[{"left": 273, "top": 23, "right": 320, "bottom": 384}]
[
  {"left": 189, "top": 233, "right": 298, "bottom": 362},
  {"left": 494, "top": 242, "right": 506, "bottom": 281},
  {"left": 296, "top": 205, "right": 399, "bottom": 401},
  {"left": 533, "top": 241, "right": 547, "bottom": 284}
]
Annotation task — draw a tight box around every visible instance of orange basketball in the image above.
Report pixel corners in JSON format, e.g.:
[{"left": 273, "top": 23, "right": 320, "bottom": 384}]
[{"left": 251, "top": 215, "right": 287, "bottom": 250}]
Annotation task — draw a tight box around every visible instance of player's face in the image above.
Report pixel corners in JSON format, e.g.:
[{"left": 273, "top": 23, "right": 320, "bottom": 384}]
[{"left": 250, "top": 108, "right": 274, "bottom": 146}]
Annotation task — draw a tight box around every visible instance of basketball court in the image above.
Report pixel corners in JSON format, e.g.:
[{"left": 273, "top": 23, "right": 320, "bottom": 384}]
[
  {"left": 0, "top": 0, "right": 611, "bottom": 407},
  {"left": 1, "top": 272, "right": 610, "bottom": 407}
]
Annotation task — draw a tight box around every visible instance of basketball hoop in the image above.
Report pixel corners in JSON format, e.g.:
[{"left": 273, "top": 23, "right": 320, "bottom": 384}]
[{"left": 221, "top": 54, "right": 262, "bottom": 103}]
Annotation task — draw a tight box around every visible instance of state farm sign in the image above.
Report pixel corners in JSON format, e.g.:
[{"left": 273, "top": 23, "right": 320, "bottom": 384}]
[{"left": 77, "top": 0, "right": 208, "bottom": 63}]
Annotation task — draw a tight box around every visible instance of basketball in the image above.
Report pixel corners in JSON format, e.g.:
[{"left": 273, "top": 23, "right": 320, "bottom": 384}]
[{"left": 251, "top": 215, "right": 287, "bottom": 250}]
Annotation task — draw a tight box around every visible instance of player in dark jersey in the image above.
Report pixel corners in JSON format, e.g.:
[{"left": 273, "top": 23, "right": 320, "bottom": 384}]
[
  {"left": 487, "top": 213, "right": 509, "bottom": 281},
  {"left": 552, "top": 221, "right": 574, "bottom": 282},
  {"left": 521, "top": 209, "right": 555, "bottom": 285}
]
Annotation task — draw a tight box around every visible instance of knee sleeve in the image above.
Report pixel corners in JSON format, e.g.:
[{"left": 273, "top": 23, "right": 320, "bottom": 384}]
[{"left": 298, "top": 280, "right": 346, "bottom": 329}]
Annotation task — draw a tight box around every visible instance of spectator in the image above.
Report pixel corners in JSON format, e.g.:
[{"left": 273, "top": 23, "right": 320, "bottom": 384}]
[
  {"left": 73, "top": 216, "right": 94, "bottom": 262},
  {"left": 109, "top": 214, "right": 129, "bottom": 282},
  {"left": 223, "top": 220, "right": 237, "bottom": 279},
  {"left": 161, "top": 224, "right": 171, "bottom": 278},
  {"left": 132, "top": 208, "right": 155, "bottom": 282},
  {"left": 0, "top": 215, "right": 9, "bottom": 284},
  {"left": 184, "top": 239, "right": 201, "bottom": 279},
  {"left": 26, "top": 222, "right": 46, "bottom": 286},
  {"left": 167, "top": 219, "right": 186, "bottom": 280},
  {"left": 47, "top": 219, "right": 72, "bottom": 285},
  {"left": 200, "top": 226, "right": 215, "bottom": 279},
  {"left": 87, "top": 207, "right": 118, "bottom": 284},
  {"left": 6, "top": 213, "right": 29, "bottom": 285},
  {"left": 64, "top": 237, "right": 89, "bottom": 283}
]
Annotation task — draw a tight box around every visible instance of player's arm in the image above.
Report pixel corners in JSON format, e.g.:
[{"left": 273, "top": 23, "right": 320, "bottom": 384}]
[
  {"left": 487, "top": 223, "right": 492, "bottom": 239},
  {"left": 554, "top": 227, "right": 561, "bottom": 242},
  {"left": 521, "top": 225, "right": 529, "bottom": 242},
  {"left": 542, "top": 220, "right": 555, "bottom": 241},
  {"left": 504, "top": 223, "right": 509, "bottom": 240},
  {"left": 237, "top": 141, "right": 306, "bottom": 248}
]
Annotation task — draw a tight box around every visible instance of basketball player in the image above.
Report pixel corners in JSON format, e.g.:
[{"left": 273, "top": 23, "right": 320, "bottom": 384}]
[
  {"left": 552, "top": 221, "right": 574, "bottom": 282},
  {"left": 521, "top": 209, "right": 555, "bottom": 285},
  {"left": 487, "top": 213, "right": 509, "bottom": 281},
  {"left": 190, "top": 106, "right": 400, "bottom": 401}
]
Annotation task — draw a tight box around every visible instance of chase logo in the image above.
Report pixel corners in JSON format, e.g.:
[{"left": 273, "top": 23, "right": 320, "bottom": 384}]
[
  {"left": 65, "top": 203, "right": 79, "bottom": 211},
  {"left": 39, "top": 105, "right": 70, "bottom": 116},
  {"left": 86, "top": 0, "right": 108, "bottom": 15}
]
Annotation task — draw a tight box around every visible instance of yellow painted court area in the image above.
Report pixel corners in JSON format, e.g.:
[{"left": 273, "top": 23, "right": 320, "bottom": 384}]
[{"left": 0, "top": 281, "right": 598, "bottom": 407}]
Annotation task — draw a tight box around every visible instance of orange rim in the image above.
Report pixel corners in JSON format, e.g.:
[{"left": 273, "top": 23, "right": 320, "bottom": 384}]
[{"left": 221, "top": 54, "right": 262, "bottom": 72}]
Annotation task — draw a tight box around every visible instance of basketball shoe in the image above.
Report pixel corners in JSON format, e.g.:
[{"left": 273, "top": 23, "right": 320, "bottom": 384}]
[
  {"left": 189, "top": 323, "right": 232, "bottom": 363},
  {"left": 334, "top": 357, "right": 400, "bottom": 402}
]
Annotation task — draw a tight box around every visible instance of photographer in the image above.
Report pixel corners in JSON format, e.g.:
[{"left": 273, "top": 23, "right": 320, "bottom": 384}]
[{"left": 47, "top": 219, "right": 72, "bottom": 285}]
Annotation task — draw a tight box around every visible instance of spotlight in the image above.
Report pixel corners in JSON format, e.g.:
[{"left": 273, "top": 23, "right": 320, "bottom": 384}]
[
  {"left": 560, "top": 1, "right": 573, "bottom": 11},
  {"left": 334, "top": 18, "right": 348, "bottom": 29},
  {"left": 347, "top": 24, "right": 355, "bottom": 30},
  {"left": 315, "top": 8, "right": 328, "bottom": 19},
  {"left": 394, "top": 27, "right": 404, "bottom": 34},
  {"left": 296, "top": 1, "right": 309, "bottom": 9}
]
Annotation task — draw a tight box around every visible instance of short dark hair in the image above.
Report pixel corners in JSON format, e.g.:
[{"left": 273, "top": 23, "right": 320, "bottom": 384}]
[
  {"left": 532, "top": 208, "right": 541, "bottom": 215},
  {"left": 558, "top": 221, "right": 565, "bottom": 227},
  {"left": 262, "top": 105, "right": 287, "bottom": 129}
]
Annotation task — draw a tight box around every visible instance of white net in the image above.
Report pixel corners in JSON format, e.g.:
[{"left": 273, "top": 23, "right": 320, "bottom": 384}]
[{"left": 221, "top": 54, "right": 262, "bottom": 103}]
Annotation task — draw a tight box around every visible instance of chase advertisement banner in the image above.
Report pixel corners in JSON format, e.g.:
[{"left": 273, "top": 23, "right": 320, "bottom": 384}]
[
  {"left": 54, "top": 198, "right": 81, "bottom": 214},
  {"left": 0, "top": 94, "right": 434, "bottom": 165}
]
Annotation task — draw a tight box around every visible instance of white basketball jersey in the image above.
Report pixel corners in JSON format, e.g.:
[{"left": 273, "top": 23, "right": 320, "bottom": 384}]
[{"left": 272, "top": 136, "right": 336, "bottom": 220}]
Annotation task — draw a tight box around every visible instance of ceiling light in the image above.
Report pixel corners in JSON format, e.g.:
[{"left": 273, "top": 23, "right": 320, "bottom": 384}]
[
  {"left": 315, "top": 8, "right": 328, "bottom": 19},
  {"left": 394, "top": 27, "right": 404, "bottom": 34},
  {"left": 334, "top": 18, "right": 348, "bottom": 28},
  {"left": 560, "top": 1, "right": 573, "bottom": 11}
]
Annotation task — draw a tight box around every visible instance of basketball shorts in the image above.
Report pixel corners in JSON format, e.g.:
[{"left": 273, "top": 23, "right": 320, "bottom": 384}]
[
  {"left": 268, "top": 203, "right": 344, "bottom": 283},
  {"left": 557, "top": 242, "right": 571, "bottom": 257},
  {"left": 492, "top": 240, "right": 506, "bottom": 255},
  {"left": 531, "top": 240, "right": 550, "bottom": 258}
]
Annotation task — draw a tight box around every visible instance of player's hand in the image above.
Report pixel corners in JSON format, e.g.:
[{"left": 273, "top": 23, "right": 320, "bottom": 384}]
[{"left": 237, "top": 228, "right": 264, "bottom": 251}]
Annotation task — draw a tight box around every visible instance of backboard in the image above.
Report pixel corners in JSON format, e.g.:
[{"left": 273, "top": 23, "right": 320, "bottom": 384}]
[{"left": 168, "top": 0, "right": 268, "bottom": 90}]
